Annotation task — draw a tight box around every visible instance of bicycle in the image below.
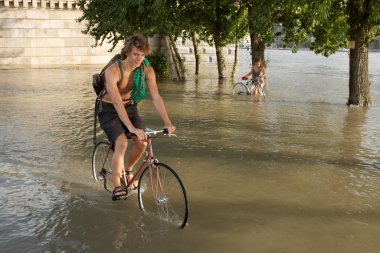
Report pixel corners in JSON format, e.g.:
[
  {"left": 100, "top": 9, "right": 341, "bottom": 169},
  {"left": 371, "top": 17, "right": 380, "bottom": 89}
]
[
  {"left": 91, "top": 128, "right": 188, "bottom": 229},
  {"left": 232, "top": 76, "right": 266, "bottom": 98}
]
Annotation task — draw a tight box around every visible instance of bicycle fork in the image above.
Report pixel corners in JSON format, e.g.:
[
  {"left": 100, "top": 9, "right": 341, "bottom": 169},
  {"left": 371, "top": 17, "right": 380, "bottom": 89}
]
[
  {"left": 147, "top": 146, "right": 165, "bottom": 204},
  {"left": 148, "top": 162, "right": 166, "bottom": 203}
]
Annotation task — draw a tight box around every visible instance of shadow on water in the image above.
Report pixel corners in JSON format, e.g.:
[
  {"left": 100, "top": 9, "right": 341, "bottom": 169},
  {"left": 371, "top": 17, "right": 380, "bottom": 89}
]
[{"left": 1, "top": 50, "right": 380, "bottom": 253}]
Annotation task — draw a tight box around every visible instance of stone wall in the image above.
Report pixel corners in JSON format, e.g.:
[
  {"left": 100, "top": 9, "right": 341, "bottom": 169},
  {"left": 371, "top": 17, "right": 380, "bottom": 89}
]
[
  {"left": 0, "top": 0, "right": 236, "bottom": 68},
  {"left": 0, "top": 1, "right": 124, "bottom": 67},
  {"left": 171, "top": 38, "right": 236, "bottom": 65}
]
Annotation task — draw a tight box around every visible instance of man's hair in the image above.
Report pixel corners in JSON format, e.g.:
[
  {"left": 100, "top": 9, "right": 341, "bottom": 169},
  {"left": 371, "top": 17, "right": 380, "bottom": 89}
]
[{"left": 121, "top": 34, "right": 150, "bottom": 58}]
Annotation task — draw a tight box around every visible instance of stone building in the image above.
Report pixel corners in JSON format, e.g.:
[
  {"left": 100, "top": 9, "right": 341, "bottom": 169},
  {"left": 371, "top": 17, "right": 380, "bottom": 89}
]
[{"left": 0, "top": 0, "right": 236, "bottom": 69}]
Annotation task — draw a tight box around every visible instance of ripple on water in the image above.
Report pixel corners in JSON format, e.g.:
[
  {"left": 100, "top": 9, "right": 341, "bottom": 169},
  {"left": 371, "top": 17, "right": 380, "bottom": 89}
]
[{"left": 2, "top": 55, "right": 380, "bottom": 252}]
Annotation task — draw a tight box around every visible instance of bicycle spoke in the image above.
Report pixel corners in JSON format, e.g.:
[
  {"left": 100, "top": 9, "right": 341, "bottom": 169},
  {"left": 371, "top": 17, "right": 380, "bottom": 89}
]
[
  {"left": 232, "top": 82, "right": 249, "bottom": 95},
  {"left": 92, "top": 141, "right": 114, "bottom": 192},
  {"left": 138, "top": 163, "right": 188, "bottom": 228}
]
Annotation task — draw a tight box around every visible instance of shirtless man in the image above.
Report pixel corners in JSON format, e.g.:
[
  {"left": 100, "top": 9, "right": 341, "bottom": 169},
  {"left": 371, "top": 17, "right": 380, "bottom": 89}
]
[{"left": 98, "top": 34, "right": 176, "bottom": 200}]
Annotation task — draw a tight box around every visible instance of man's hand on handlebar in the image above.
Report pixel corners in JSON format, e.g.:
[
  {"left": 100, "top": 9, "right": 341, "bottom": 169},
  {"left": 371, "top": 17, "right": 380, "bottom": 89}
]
[
  {"left": 164, "top": 124, "right": 176, "bottom": 136},
  {"left": 129, "top": 127, "right": 147, "bottom": 140}
]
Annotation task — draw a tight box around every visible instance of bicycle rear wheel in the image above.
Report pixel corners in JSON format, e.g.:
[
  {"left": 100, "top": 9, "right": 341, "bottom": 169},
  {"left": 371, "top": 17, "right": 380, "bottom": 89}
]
[
  {"left": 92, "top": 141, "right": 114, "bottom": 192},
  {"left": 232, "top": 82, "right": 249, "bottom": 95},
  {"left": 138, "top": 163, "right": 188, "bottom": 229}
]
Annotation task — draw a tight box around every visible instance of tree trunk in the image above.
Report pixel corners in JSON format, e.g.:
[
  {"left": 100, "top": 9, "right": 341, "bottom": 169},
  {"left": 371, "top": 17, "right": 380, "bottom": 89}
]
[
  {"left": 230, "top": 40, "right": 238, "bottom": 79},
  {"left": 247, "top": 5, "right": 265, "bottom": 65},
  {"left": 247, "top": 3, "right": 267, "bottom": 86},
  {"left": 348, "top": 41, "right": 370, "bottom": 106},
  {"left": 213, "top": 30, "right": 226, "bottom": 79},
  {"left": 191, "top": 33, "right": 200, "bottom": 75},
  {"left": 347, "top": 0, "right": 371, "bottom": 107},
  {"left": 250, "top": 36, "right": 265, "bottom": 65},
  {"left": 163, "top": 35, "right": 186, "bottom": 81},
  {"left": 168, "top": 35, "right": 186, "bottom": 80},
  {"left": 162, "top": 36, "right": 179, "bottom": 80}
]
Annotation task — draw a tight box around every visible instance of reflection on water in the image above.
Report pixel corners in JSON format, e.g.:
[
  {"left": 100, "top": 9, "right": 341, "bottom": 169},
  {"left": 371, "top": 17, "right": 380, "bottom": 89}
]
[{"left": 1, "top": 50, "right": 380, "bottom": 253}]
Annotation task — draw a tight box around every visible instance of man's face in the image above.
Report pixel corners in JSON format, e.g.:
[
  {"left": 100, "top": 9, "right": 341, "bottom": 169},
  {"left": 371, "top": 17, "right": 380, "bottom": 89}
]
[{"left": 128, "top": 46, "right": 145, "bottom": 68}]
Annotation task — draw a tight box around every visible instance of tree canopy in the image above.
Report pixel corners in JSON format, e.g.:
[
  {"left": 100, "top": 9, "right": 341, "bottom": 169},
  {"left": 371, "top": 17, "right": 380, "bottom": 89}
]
[
  {"left": 278, "top": 0, "right": 380, "bottom": 106},
  {"left": 78, "top": 0, "right": 380, "bottom": 105},
  {"left": 277, "top": 0, "right": 380, "bottom": 54}
]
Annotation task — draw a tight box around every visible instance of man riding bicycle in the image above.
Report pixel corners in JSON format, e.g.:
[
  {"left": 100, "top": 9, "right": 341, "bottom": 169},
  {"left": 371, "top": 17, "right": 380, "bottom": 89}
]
[{"left": 98, "top": 34, "right": 176, "bottom": 200}]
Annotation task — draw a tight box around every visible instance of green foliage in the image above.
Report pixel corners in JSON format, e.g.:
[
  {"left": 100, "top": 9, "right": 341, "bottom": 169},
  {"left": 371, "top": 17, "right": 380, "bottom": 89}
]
[
  {"left": 146, "top": 50, "right": 170, "bottom": 80},
  {"left": 279, "top": 0, "right": 380, "bottom": 56},
  {"left": 170, "top": 0, "right": 248, "bottom": 47},
  {"left": 77, "top": 0, "right": 157, "bottom": 50},
  {"left": 243, "top": 0, "right": 280, "bottom": 47},
  {"left": 77, "top": 0, "right": 380, "bottom": 60},
  {"left": 77, "top": 0, "right": 249, "bottom": 63}
]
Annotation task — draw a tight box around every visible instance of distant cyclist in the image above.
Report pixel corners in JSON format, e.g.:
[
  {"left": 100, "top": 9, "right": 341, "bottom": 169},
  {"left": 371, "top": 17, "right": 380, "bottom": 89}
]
[{"left": 242, "top": 58, "right": 266, "bottom": 95}]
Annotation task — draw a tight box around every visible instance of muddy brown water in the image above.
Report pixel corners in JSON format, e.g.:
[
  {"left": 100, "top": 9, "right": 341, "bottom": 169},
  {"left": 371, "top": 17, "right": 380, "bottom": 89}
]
[{"left": 1, "top": 49, "right": 380, "bottom": 253}]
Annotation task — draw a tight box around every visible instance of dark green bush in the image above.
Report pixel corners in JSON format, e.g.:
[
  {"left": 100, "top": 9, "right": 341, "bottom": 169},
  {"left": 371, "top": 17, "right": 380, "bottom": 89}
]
[{"left": 147, "top": 50, "right": 170, "bottom": 80}]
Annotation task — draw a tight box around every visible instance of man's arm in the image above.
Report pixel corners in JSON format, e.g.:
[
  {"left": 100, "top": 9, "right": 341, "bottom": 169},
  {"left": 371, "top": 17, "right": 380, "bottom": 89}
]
[{"left": 145, "top": 66, "right": 176, "bottom": 134}]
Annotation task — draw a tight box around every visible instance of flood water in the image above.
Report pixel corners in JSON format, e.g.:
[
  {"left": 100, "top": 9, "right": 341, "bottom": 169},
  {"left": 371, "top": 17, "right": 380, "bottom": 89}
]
[{"left": 1, "top": 49, "right": 380, "bottom": 253}]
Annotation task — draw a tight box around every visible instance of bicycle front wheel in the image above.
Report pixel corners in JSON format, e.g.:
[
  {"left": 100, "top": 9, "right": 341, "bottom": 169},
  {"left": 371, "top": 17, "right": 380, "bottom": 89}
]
[
  {"left": 258, "top": 85, "right": 266, "bottom": 98},
  {"left": 232, "top": 82, "right": 249, "bottom": 95},
  {"left": 92, "top": 141, "right": 114, "bottom": 192},
  {"left": 138, "top": 163, "right": 188, "bottom": 229}
]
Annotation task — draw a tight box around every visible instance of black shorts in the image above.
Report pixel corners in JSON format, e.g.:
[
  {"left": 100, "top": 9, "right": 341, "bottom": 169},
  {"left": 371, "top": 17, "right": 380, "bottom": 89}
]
[{"left": 98, "top": 102, "right": 145, "bottom": 145}]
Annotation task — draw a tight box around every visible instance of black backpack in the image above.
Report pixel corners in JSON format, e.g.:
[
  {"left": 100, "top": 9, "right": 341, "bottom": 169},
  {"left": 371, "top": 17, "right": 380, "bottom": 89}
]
[
  {"left": 92, "top": 53, "right": 124, "bottom": 98},
  {"left": 92, "top": 54, "right": 124, "bottom": 144}
]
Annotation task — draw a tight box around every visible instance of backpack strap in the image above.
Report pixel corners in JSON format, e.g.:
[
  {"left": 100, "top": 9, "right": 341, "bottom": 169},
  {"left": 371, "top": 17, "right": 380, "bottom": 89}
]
[
  {"left": 116, "top": 60, "right": 123, "bottom": 86},
  {"left": 98, "top": 59, "right": 123, "bottom": 98},
  {"left": 93, "top": 97, "right": 100, "bottom": 144}
]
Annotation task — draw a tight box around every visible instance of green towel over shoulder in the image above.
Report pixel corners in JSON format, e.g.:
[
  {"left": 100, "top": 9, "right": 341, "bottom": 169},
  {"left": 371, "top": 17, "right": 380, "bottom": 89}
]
[{"left": 131, "top": 58, "right": 150, "bottom": 103}]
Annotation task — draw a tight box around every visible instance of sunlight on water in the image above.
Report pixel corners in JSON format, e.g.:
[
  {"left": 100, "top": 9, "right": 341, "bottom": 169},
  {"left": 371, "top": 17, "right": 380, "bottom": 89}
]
[{"left": 1, "top": 50, "right": 380, "bottom": 252}]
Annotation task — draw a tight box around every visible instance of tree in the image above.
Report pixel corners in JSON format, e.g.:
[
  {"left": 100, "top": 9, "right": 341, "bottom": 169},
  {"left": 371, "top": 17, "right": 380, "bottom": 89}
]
[
  {"left": 346, "top": 0, "right": 379, "bottom": 106},
  {"left": 242, "top": 0, "right": 280, "bottom": 66},
  {"left": 210, "top": 1, "right": 248, "bottom": 79},
  {"left": 230, "top": 3, "right": 249, "bottom": 79},
  {"left": 77, "top": 0, "right": 155, "bottom": 50},
  {"left": 77, "top": 0, "right": 250, "bottom": 80},
  {"left": 176, "top": 0, "right": 248, "bottom": 79},
  {"left": 77, "top": 0, "right": 186, "bottom": 80},
  {"left": 280, "top": 0, "right": 380, "bottom": 106},
  {"left": 149, "top": 0, "right": 188, "bottom": 80}
]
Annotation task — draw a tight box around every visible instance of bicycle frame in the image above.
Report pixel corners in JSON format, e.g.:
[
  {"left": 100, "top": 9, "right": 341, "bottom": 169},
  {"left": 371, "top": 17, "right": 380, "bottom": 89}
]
[
  {"left": 121, "top": 137, "right": 163, "bottom": 199},
  {"left": 100, "top": 145, "right": 112, "bottom": 176},
  {"left": 247, "top": 77, "right": 265, "bottom": 97},
  {"left": 93, "top": 129, "right": 188, "bottom": 228}
]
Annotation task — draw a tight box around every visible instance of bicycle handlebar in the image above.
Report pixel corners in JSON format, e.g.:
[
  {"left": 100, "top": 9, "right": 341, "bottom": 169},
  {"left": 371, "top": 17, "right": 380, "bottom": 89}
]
[
  {"left": 242, "top": 76, "right": 263, "bottom": 84},
  {"left": 127, "top": 128, "right": 176, "bottom": 139}
]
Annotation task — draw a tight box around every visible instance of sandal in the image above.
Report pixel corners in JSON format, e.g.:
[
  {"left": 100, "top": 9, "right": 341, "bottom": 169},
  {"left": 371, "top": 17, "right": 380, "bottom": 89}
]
[
  {"left": 112, "top": 186, "right": 127, "bottom": 201},
  {"left": 125, "top": 171, "right": 139, "bottom": 190}
]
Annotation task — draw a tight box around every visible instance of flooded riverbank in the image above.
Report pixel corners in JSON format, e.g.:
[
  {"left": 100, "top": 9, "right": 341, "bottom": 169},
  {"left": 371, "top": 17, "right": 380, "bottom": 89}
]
[{"left": 1, "top": 49, "right": 380, "bottom": 253}]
